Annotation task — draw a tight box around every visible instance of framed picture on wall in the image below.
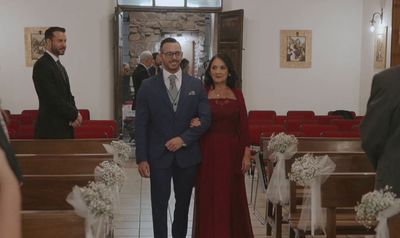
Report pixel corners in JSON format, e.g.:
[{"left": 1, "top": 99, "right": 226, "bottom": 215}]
[
  {"left": 374, "top": 27, "right": 387, "bottom": 69},
  {"left": 24, "top": 27, "right": 48, "bottom": 67},
  {"left": 280, "top": 30, "right": 312, "bottom": 68}
]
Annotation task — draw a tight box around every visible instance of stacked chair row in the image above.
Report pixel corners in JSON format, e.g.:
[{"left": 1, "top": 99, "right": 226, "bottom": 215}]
[
  {"left": 3, "top": 109, "right": 117, "bottom": 139},
  {"left": 248, "top": 110, "right": 363, "bottom": 146}
]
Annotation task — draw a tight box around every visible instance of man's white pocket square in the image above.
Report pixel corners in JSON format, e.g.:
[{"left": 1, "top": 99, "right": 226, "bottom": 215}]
[{"left": 188, "top": 91, "right": 196, "bottom": 95}]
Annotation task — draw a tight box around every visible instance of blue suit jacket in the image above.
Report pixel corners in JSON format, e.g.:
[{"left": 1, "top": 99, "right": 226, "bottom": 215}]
[{"left": 135, "top": 73, "right": 211, "bottom": 169}]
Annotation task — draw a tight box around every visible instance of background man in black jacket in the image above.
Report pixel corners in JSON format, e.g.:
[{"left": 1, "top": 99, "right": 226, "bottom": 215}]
[{"left": 32, "top": 27, "right": 82, "bottom": 139}]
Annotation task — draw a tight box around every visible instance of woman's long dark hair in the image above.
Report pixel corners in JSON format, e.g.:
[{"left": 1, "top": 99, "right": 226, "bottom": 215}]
[{"left": 204, "top": 53, "right": 238, "bottom": 89}]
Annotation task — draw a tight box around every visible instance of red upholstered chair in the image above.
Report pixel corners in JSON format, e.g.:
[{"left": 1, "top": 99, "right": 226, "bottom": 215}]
[
  {"left": 302, "top": 124, "right": 339, "bottom": 137},
  {"left": 314, "top": 115, "right": 342, "bottom": 125},
  {"left": 75, "top": 125, "right": 115, "bottom": 138},
  {"left": 78, "top": 109, "right": 90, "bottom": 120},
  {"left": 15, "top": 125, "right": 35, "bottom": 139},
  {"left": 7, "top": 119, "right": 20, "bottom": 132},
  {"left": 285, "top": 119, "right": 303, "bottom": 131},
  {"left": 285, "top": 131, "right": 305, "bottom": 137},
  {"left": 330, "top": 119, "right": 361, "bottom": 131},
  {"left": 7, "top": 128, "right": 16, "bottom": 139},
  {"left": 82, "top": 120, "right": 118, "bottom": 137},
  {"left": 9, "top": 114, "right": 23, "bottom": 123},
  {"left": 321, "top": 130, "right": 360, "bottom": 138},
  {"left": 286, "top": 110, "right": 315, "bottom": 119},
  {"left": 248, "top": 110, "right": 276, "bottom": 120},
  {"left": 75, "top": 130, "right": 109, "bottom": 139},
  {"left": 248, "top": 110, "right": 277, "bottom": 125},
  {"left": 21, "top": 110, "right": 38, "bottom": 124},
  {"left": 274, "top": 115, "right": 286, "bottom": 124}
]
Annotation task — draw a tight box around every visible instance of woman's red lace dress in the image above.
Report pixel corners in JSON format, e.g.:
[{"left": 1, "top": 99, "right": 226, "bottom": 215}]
[{"left": 194, "top": 89, "right": 254, "bottom": 238}]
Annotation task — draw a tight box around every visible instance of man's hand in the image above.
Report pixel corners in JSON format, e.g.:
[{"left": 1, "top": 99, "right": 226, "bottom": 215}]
[
  {"left": 165, "top": 137, "right": 185, "bottom": 152},
  {"left": 138, "top": 161, "right": 150, "bottom": 178},
  {"left": 70, "top": 113, "right": 83, "bottom": 128}
]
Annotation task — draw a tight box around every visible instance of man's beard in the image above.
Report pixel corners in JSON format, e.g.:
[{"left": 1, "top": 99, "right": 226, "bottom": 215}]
[{"left": 52, "top": 47, "right": 65, "bottom": 56}]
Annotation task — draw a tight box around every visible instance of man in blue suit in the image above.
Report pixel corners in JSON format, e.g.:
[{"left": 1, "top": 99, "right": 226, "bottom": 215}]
[{"left": 135, "top": 37, "right": 211, "bottom": 238}]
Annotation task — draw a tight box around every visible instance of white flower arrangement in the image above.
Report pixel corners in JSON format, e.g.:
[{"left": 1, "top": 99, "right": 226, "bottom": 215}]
[
  {"left": 95, "top": 161, "right": 126, "bottom": 187},
  {"left": 355, "top": 186, "right": 399, "bottom": 229},
  {"left": 80, "top": 181, "right": 114, "bottom": 218},
  {"left": 267, "top": 132, "right": 298, "bottom": 154},
  {"left": 111, "top": 140, "right": 132, "bottom": 165},
  {"left": 288, "top": 153, "right": 323, "bottom": 187}
]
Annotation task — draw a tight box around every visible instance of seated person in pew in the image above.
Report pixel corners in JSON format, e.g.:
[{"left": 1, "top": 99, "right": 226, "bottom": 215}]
[
  {"left": 361, "top": 65, "right": 400, "bottom": 196},
  {"left": 0, "top": 149, "right": 21, "bottom": 238}
]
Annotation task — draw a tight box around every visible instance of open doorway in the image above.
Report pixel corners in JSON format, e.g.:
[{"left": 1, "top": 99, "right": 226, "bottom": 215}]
[{"left": 119, "top": 11, "right": 215, "bottom": 141}]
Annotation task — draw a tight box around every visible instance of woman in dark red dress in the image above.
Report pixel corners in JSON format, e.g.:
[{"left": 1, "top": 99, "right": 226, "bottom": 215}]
[{"left": 194, "top": 54, "right": 254, "bottom": 238}]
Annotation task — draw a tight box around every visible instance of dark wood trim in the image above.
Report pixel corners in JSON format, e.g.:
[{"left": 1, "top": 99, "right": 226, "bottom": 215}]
[
  {"left": 391, "top": 0, "right": 400, "bottom": 66},
  {"left": 113, "top": 7, "right": 123, "bottom": 130},
  {"left": 117, "top": 6, "right": 222, "bottom": 13}
]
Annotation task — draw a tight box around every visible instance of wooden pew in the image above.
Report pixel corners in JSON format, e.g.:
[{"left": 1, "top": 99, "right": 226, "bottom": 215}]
[
  {"left": 388, "top": 212, "right": 400, "bottom": 238},
  {"left": 22, "top": 174, "right": 94, "bottom": 210},
  {"left": 321, "top": 173, "right": 376, "bottom": 238},
  {"left": 11, "top": 138, "right": 113, "bottom": 154},
  {"left": 16, "top": 139, "right": 116, "bottom": 237},
  {"left": 22, "top": 210, "right": 85, "bottom": 238},
  {"left": 286, "top": 156, "right": 374, "bottom": 238},
  {"left": 261, "top": 137, "right": 362, "bottom": 154},
  {"left": 264, "top": 150, "right": 373, "bottom": 238},
  {"left": 17, "top": 153, "right": 112, "bottom": 175}
]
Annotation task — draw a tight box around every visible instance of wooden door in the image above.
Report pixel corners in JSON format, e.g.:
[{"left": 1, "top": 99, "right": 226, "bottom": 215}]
[
  {"left": 217, "top": 9, "right": 244, "bottom": 88},
  {"left": 391, "top": 0, "right": 400, "bottom": 66}
]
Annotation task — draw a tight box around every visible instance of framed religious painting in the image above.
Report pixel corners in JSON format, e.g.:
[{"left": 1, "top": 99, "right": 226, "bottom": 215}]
[
  {"left": 280, "top": 30, "right": 312, "bottom": 68},
  {"left": 24, "top": 27, "right": 48, "bottom": 67},
  {"left": 374, "top": 27, "right": 387, "bottom": 69}
]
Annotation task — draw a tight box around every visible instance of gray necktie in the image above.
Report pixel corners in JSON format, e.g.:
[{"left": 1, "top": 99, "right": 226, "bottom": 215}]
[
  {"left": 168, "top": 74, "right": 179, "bottom": 111},
  {"left": 169, "top": 74, "right": 178, "bottom": 98}
]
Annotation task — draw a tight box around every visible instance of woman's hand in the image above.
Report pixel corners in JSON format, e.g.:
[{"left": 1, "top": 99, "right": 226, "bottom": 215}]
[
  {"left": 241, "top": 155, "right": 252, "bottom": 174},
  {"left": 190, "top": 117, "right": 201, "bottom": 128},
  {"left": 241, "top": 147, "right": 252, "bottom": 174}
]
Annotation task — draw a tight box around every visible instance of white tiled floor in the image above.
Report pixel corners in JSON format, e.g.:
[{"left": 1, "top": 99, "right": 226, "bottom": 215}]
[{"left": 114, "top": 161, "right": 363, "bottom": 238}]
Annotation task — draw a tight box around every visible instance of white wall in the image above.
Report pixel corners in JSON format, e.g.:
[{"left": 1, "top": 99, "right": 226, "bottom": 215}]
[
  {"left": 0, "top": 0, "right": 115, "bottom": 119},
  {"left": 0, "top": 0, "right": 392, "bottom": 118},
  {"left": 359, "top": 0, "right": 392, "bottom": 115},
  {"left": 224, "top": 0, "right": 365, "bottom": 115}
]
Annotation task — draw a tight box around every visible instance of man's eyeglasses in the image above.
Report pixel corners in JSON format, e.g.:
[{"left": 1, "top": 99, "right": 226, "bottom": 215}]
[{"left": 162, "top": 51, "right": 183, "bottom": 58}]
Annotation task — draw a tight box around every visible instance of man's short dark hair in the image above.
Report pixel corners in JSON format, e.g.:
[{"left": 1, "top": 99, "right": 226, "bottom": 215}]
[
  {"left": 159, "top": 37, "right": 179, "bottom": 52},
  {"left": 45, "top": 27, "right": 66, "bottom": 40}
]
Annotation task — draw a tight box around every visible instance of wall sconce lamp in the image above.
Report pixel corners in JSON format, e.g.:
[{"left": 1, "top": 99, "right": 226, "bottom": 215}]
[{"left": 370, "top": 8, "right": 383, "bottom": 32}]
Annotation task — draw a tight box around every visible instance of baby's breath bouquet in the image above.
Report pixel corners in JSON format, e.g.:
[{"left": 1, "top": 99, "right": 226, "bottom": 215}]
[
  {"left": 67, "top": 181, "right": 114, "bottom": 238},
  {"left": 265, "top": 132, "right": 298, "bottom": 205},
  {"left": 95, "top": 161, "right": 126, "bottom": 187},
  {"left": 267, "top": 132, "right": 298, "bottom": 154},
  {"left": 111, "top": 140, "right": 132, "bottom": 165},
  {"left": 81, "top": 181, "right": 114, "bottom": 218},
  {"left": 355, "top": 186, "right": 398, "bottom": 229},
  {"left": 290, "top": 154, "right": 335, "bottom": 235},
  {"left": 288, "top": 153, "right": 324, "bottom": 187}
]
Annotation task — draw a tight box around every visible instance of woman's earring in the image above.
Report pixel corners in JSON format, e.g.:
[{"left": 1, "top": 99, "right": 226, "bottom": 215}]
[{"left": 228, "top": 73, "right": 232, "bottom": 77}]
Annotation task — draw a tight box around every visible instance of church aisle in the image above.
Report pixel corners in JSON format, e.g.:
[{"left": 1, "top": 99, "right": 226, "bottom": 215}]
[{"left": 113, "top": 161, "right": 353, "bottom": 238}]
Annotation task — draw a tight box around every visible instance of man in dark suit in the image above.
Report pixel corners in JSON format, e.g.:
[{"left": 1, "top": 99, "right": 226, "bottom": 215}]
[
  {"left": 32, "top": 27, "right": 82, "bottom": 139},
  {"left": 131, "top": 51, "right": 153, "bottom": 110},
  {"left": 135, "top": 37, "right": 211, "bottom": 238},
  {"left": 360, "top": 66, "right": 400, "bottom": 195},
  {"left": 148, "top": 52, "right": 162, "bottom": 76}
]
